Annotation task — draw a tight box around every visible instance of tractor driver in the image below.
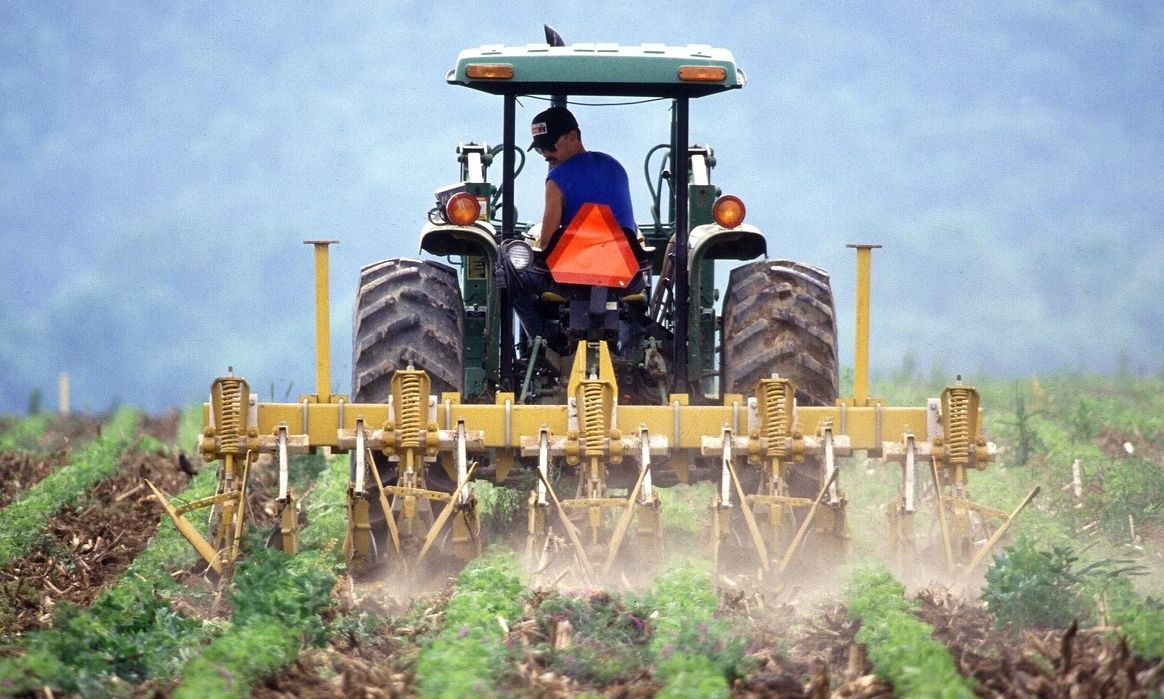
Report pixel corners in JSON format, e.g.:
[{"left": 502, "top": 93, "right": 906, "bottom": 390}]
[
  {"left": 508, "top": 106, "right": 647, "bottom": 353},
  {"left": 529, "top": 106, "right": 636, "bottom": 247}
]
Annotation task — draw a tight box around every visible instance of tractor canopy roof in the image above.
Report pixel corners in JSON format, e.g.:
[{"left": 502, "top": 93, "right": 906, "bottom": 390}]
[{"left": 448, "top": 42, "right": 745, "bottom": 98}]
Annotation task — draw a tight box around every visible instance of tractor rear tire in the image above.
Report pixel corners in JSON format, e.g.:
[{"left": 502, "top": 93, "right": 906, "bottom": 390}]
[
  {"left": 351, "top": 258, "right": 464, "bottom": 402},
  {"left": 721, "top": 259, "right": 839, "bottom": 406}
]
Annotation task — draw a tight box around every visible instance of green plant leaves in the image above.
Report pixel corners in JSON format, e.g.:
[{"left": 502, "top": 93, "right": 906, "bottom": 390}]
[{"left": 846, "top": 567, "right": 975, "bottom": 699}]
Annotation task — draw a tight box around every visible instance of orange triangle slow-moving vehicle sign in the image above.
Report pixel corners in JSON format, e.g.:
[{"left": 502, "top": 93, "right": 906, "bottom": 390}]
[{"left": 546, "top": 203, "right": 639, "bottom": 287}]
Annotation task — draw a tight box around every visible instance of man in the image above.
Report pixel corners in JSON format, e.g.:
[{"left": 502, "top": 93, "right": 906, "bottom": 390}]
[
  {"left": 528, "top": 106, "right": 636, "bottom": 248},
  {"left": 508, "top": 106, "right": 645, "bottom": 353}
]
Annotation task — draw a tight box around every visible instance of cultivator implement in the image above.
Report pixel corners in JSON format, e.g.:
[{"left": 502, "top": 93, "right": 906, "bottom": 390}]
[{"left": 147, "top": 242, "right": 1036, "bottom": 581}]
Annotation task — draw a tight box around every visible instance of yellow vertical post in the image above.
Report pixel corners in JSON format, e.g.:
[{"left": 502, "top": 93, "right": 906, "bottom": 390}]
[
  {"left": 305, "top": 240, "right": 339, "bottom": 402},
  {"left": 847, "top": 244, "right": 881, "bottom": 407}
]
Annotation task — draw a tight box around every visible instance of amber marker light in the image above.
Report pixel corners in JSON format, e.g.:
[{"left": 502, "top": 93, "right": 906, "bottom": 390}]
[
  {"left": 678, "top": 65, "right": 727, "bottom": 82},
  {"left": 445, "top": 192, "right": 482, "bottom": 225},
  {"left": 466, "top": 63, "right": 514, "bottom": 79},
  {"left": 712, "top": 195, "right": 746, "bottom": 228}
]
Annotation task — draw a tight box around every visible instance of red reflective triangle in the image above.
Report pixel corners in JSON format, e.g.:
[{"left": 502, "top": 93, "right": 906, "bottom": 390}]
[{"left": 546, "top": 203, "right": 639, "bottom": 287}]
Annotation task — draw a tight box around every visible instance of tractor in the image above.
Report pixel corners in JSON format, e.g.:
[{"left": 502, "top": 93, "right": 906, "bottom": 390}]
[{"left": 152, "top": 28, "right": 1038, "bottom": 583}]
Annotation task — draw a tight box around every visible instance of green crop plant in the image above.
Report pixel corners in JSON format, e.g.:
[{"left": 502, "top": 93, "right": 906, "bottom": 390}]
[
  {"left": 0, "top": 571, "right": 211, "bottom": 696},
  {"left": 846, "top": 567, "right": 974, "bottom": 699},
  {"left": 173, "top": 453, "right": 347, "bottom": 699},
  {"left": 1105, "top": 578, "right": 1164, "bottom": 660},
  {"left": 656, "top": 482, "right": 713, "bottom": 536},
  {"left": 473, "top": 479, "right": 525, "bottom": 534},
  {"left": 633, "top": 559, "right": 748, "bottom": 698},
  {"left": 982, "top": 535, "right": 1147, "bottom": 632},
  {"left": 0, "top": 413, "right": 51, "bottom": 452},
  {"left": 413, "top": 549, "right": 525, "bottom": 698},
  {"left": 173, "top": 545, "right": 341, "bottom": 699},
  {"left": 0, "top": 407, "right": 138, "bottom": 567}
]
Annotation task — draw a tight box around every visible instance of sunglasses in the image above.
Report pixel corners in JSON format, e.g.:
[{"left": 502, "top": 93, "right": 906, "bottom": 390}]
[{"left": 535, "top": 132, "right": 568, "bottom": 154}]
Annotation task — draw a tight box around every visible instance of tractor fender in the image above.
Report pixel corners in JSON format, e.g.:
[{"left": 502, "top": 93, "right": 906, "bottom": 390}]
[
  {"left": 687, "top": 222, "right": 766, "bottom": 270},
  {"left": 419, "top": 220, "right": 500, "bottom": 262}
]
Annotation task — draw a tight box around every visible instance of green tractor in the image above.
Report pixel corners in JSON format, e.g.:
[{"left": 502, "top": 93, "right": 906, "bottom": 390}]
[
  {"left": 353, "top": 29, "right": 837, "bottom": 412},
  {"left": 348, "top": 28, "right": 842, "bottom": 569},
  {"left": 167, "top": 29, "right": 1027, "bottom": 583}
]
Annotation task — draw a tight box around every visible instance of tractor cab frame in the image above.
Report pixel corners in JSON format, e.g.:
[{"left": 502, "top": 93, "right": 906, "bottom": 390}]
[{"left": 421, "top": 31, "right": 766, "bottom": 399}]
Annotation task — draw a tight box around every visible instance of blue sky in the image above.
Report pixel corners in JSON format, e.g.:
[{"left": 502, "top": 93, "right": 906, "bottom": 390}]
[{"left": 2, "top": 2, "right": 1162, "bottom": 413}]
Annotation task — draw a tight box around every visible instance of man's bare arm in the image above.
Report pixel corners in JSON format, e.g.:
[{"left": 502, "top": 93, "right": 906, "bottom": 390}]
[{"left": 540, "top": 179, "right": 563, "bottom": 248}]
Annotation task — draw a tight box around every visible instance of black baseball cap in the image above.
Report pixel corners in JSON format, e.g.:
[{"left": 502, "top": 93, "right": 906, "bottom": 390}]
[{"left": 528, "top": 107, "right": 579, "bottom": 151}]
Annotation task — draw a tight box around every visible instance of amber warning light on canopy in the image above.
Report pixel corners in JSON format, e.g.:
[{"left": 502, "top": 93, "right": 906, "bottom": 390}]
[
  {"left": 678, "top": 65, "right": 727, "bottom": 82},
  {"left": 546, "top": 203, "right": 639, "bottom": 288},
  {"left": 465, "top": 63, "right": 514, "bottom": 79}
]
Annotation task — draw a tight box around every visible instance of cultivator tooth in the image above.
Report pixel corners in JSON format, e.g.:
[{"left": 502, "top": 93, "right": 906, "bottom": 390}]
[
  {"left": 710, "top": 426, "right": 770, "bottom": 572},
  {"left": 274, "top": 424, "right": 300, "bottom": 554},
  {"left": 602, "top": 426, "right": 662, "bottom": 574},
  {"left": 879, "top": 383, "right": 1040, "bottom": 575},
  {"left": 525, "top": 429, "right": 551, "bottom": 568},
  {"left": 886, "top": 432, "right": 919, "bottom": 561},
  {"left": 521, "top": 342, "right": 668, "bottom": 579},
  {"left": 704, "top": 378, "right": 852, "bottom": 574},
  {"left": 149, "top": 374, "right": 275, "bottom": 574},
  {"left": 418, "top": 421, "right": 480, "bottom": 562}
]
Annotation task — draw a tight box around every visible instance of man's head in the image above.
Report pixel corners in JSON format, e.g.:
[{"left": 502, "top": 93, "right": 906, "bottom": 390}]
[{"left": 529, "top": 107, "right": 583, "bottom": 166}]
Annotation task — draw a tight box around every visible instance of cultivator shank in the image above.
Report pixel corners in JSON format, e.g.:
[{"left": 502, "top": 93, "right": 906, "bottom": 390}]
[{"left": 882, "top": 386, "right": 1039, "bottom": 574}]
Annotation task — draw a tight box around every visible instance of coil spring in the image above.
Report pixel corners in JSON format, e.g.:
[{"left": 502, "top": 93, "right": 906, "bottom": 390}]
[
  {"left": 581, "top": 382, "right": 606, "bottom": 456},
  {"left": 397, "top": 373, "right": 423, "bottom": 448},
  {"left": 945, "top": 387, "right": 972, "bottom": 464},
  {"left": 762, "top": 382, "right": 791, "bottom": 457},
  {"left": 217, "top": 378, "right": 244, "bottom": 454}
]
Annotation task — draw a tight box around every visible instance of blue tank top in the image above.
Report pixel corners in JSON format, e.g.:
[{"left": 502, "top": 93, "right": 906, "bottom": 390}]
[{"left": 547, "top": 151, "right": 636, "bottom": 232}]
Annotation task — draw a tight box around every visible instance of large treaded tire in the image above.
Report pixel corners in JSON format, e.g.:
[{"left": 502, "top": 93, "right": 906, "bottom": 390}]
[
  {"left": 721, "top": 259, "right": 839, "bottom": 406},
  {"left": 351, "top": 259, "right": 464, "bottom": 402}
]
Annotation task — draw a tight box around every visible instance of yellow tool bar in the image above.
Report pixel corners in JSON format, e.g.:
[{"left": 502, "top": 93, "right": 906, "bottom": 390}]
[{"left": 204, "top": 393, "right": 935, "bottom": 455}]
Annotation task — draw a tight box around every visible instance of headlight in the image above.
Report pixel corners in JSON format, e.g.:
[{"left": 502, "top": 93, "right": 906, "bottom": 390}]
[{"left": 506, "top": 240, "right": 533, "bottom": 270}]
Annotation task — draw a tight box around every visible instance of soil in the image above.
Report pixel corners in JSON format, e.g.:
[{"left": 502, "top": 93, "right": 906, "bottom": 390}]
[
  {"left": 0, "top": 448, "right": 190, "bottom": 639},
  {"left": 0, "top": 413, "right": 188, "bottom": 640},
  {"left": 0, "top": 414, "right": 108, "bottom": 509}
]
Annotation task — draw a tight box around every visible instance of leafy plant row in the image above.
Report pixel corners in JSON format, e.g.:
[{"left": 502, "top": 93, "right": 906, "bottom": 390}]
[
  {"left": 0, "top": 413, "right": 51, "bottom": 452},
  {"left": 172, "top": 450, "right": 347, "bottom": 698},
  {"left": 0, "top": 410, "right": 337, "bottom": 696},
  {"left": 0, "top": 409, "right": 218, "bottom": 695},
  {"left": 0, "top": 407, "right": 139, "bottom": 567},
  {"left": 845, "top": 567, "right": 975, "bottom": 699},
  {"left": 413, "top": 550, "right": 526, "bottom": 697},
  {"left": 636, "top": 560, "right": 747, "bottom": 698}
]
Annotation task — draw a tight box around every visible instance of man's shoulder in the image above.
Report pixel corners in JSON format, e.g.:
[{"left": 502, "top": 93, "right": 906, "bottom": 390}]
[{"left": 587, "top": 151, "right": 624, "bottom": 166}]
